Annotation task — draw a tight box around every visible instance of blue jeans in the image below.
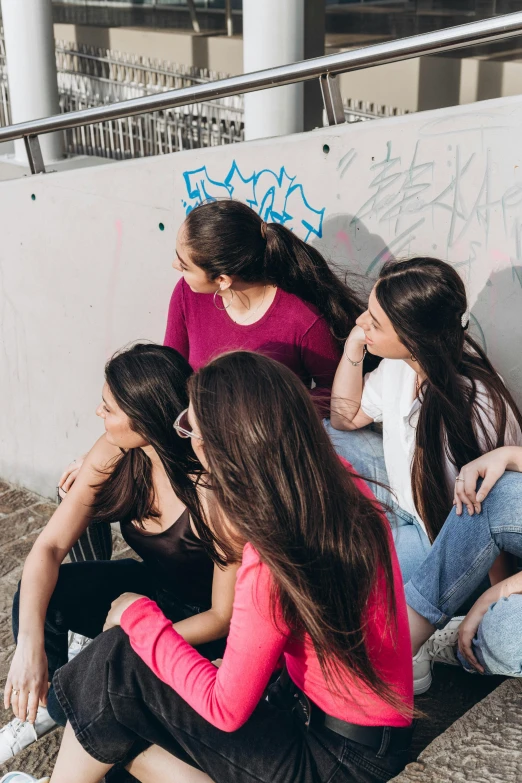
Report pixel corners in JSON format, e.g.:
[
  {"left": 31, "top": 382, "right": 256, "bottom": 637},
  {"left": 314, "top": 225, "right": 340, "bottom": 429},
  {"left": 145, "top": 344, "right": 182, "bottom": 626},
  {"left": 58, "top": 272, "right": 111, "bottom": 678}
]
[
  {"left": 324, "top": 422, "right": 431, "bottom": 583},
  {"left": 405, "top": 471, "right": 522, "bottom": 677}
]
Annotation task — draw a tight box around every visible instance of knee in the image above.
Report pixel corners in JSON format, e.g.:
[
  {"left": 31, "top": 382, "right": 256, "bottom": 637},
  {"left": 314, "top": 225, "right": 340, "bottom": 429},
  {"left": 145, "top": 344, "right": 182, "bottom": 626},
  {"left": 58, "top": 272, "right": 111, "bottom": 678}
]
[
  {"left": 477, "top": 595, "right": 522, "bottom": 676},
  {"left": 93, "top": 626, "right": 129, "bottom": 658},
  {"left": 482, "top": 470, "right": 522, "bottom": 509}
]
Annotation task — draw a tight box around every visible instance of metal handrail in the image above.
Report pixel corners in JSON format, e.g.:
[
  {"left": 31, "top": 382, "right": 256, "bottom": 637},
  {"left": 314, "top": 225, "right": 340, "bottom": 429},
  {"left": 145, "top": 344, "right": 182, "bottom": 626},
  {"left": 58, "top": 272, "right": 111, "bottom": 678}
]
[{"left": 3, "top": 10, "right": 522, "bottom": 171}]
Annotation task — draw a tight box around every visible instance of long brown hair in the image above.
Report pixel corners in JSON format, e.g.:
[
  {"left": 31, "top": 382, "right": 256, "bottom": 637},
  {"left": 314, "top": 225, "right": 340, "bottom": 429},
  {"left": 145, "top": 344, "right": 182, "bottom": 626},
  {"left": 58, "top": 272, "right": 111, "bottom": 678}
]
[
  {"left": 376, "top": 257, "right": 522, "bottom": 542},
  {"left": 184, "top": 199, "right": 364, "bottom": 341},
  {"left": 91, "top": 343, "right": 198, "bottom": 527},
  {"left": 187, "top": 350, "right": 407, "bottom": 714}
]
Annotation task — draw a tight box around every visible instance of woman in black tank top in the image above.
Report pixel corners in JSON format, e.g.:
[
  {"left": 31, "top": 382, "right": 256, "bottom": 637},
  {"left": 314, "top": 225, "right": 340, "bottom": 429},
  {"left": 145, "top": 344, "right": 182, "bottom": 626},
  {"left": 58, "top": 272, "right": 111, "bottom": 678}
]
[
  {"left": 5, "top": 344, "right": 238, "bottom": 742},
  {"left": 120, "top": 508, "right": 213, "bottom": 612}
]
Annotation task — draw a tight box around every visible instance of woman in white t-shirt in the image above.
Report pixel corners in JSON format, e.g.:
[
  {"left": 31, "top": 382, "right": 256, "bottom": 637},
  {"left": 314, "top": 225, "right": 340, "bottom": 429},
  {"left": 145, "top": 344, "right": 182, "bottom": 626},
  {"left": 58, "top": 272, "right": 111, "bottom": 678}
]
[{"left": 329, "top": 257, "right": 522, "bottom": 582}]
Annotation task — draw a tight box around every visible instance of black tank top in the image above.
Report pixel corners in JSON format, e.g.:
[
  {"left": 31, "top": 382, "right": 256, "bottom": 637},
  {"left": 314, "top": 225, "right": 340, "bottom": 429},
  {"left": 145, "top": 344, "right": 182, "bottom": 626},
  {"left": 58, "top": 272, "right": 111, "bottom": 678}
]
[{"left": 120, "top": 510, "right": 214, "bottom": 610}]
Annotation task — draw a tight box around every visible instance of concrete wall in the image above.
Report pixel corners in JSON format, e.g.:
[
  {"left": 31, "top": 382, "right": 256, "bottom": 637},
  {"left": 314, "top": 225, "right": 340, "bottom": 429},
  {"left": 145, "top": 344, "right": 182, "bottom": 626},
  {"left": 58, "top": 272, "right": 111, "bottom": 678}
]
[
  {"left": 2, "top": 94, "right": 522, "bottom": 496},
  {"left": 54, "top": 23, "right": 244, "bottom": 74},
  {"left": 54, "top": 23, "right": 522, "bottom": 113},
  {"left": 339, "top": 55, "right": 522, "bottom": 113}
]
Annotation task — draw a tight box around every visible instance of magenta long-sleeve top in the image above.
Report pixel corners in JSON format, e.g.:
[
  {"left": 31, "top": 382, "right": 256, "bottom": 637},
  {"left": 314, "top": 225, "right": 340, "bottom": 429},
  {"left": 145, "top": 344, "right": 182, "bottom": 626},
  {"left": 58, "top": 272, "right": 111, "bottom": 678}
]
[
  {"left": 120, "top": 465, "right": 413, "bottom": 733},
  {"left": 164, "top": 279, "right": 341, "bottom": 402}
]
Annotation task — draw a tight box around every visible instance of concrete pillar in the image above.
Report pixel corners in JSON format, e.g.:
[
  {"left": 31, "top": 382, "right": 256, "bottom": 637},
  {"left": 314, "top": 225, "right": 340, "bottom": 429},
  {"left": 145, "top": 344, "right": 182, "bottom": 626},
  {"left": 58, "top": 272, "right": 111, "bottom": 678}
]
[
  {"left": 243, "top": 0, "right": 304, "bottom": 140},
  {"left": 1, "top": 0, "right": 64, "bottom": 164}
]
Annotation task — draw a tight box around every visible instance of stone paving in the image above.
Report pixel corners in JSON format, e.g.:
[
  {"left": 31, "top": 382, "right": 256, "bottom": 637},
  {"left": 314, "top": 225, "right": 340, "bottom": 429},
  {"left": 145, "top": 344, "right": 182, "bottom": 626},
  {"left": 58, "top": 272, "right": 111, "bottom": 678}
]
[
  {"left": 0, "top": 481, "right": 133, "bottom": 779},
  {"left": 392, "top": 679, "right": 522, "bottom": 782},
  {"left": 0, "top": 480, "right": 518, "bottom": 781}
]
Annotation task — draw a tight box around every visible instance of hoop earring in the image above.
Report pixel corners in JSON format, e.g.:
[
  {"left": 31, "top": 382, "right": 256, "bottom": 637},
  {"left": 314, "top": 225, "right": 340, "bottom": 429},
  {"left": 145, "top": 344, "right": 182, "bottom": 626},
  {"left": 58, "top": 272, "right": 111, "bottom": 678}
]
[
  {"left": 213, "top": 287, "right": 234, "bottom": 311},
  {"left": 410, "top": 353, "right": 417, "bottom": 362}
]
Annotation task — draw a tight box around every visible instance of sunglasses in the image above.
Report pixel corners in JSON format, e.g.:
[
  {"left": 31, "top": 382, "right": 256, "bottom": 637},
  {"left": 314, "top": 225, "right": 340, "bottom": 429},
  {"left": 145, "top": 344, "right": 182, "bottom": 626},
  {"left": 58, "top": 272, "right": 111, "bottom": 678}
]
[{"left": 173, "top": 408, "right": 203, "bottom": 440}]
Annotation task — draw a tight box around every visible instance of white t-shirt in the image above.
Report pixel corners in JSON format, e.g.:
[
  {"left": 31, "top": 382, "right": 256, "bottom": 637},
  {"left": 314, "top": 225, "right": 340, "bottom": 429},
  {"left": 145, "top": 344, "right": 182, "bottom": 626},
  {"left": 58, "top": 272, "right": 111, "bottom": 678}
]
[{"left": 360, "top": 359, "right": 522, "bottom": 533}]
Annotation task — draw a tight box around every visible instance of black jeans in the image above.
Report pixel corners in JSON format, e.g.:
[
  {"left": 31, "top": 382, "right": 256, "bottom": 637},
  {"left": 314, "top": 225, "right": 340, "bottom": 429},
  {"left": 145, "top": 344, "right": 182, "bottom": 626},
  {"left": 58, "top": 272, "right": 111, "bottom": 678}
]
[
  {"left": 54, "top": 628, "right": 410, "bottom": 783},
  {"left": 12, "top": 559, "right": 225, "bottom": 726}
]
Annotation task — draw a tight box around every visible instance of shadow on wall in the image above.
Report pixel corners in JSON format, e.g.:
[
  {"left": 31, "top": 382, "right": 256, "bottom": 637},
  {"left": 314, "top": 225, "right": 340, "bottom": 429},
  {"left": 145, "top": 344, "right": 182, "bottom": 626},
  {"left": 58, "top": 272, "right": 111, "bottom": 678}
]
[
  {"left": 471, "top": 264, "right": 522, "bottom": 407},
  {"left": 476, "top": 59, "right": 503, "bottom": 102},
  {"left": 416, "top": 57, "right": 506, "bottom": 111},
  {"left": 192, "top": 35, "right": 210, "bottom": 70},
  {"left": 315, "top": 220, "right": 522, "bottom": 409},
  {"left": 417, "top": 58, "right": 462, "bottom": 112},
  {"left": 74, "top": 25, "right": 110, "bottom": 50},
  {"left": 313, "top": 212, "right": 392, "bottom": 298}
]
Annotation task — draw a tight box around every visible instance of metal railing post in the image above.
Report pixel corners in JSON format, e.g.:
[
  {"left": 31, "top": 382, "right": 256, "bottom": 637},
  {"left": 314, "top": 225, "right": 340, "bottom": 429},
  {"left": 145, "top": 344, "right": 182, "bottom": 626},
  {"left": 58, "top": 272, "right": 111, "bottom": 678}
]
[
  {"left": 24, "top": 135, "right": 46, "bottom": 174},
  {"left": 225, "top": 0, "right": 233, "bottom": 37},
  {"left": 0, "top": 10, "right": 522, "bottom": 171},
  {"left": 320, "top": 73, "right": 346, "bottom": 125},
  {"left": 186, "top": 0, "right": 201, "bottom": 34}
]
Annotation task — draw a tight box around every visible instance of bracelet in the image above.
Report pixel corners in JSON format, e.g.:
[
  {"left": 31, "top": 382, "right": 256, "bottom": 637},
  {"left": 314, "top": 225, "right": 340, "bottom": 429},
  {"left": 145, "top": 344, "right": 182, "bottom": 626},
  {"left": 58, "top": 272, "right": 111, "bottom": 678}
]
[{"left": 343, "top": 343, "right": 367, "bottom": 366}]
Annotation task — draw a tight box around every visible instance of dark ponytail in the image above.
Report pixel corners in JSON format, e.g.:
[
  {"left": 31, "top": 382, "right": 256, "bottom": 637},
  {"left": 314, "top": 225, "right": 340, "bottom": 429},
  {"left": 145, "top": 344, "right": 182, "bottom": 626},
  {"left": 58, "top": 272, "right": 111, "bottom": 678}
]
[
  {"left": 184, "top": 200, "right": 363, "bottom": 341},
  {"left": 376, "top": 257, "right": 522, "bottom": 541}
]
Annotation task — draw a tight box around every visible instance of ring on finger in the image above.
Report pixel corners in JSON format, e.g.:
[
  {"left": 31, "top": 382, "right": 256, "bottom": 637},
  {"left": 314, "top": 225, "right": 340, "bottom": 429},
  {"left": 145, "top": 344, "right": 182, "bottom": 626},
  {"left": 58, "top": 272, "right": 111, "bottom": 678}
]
[
  {"left": 11, "top": 689, "right": 19, "bottom": 696},
  {"left": 455, "top": 477, "right": 465, "bottom": 482}
]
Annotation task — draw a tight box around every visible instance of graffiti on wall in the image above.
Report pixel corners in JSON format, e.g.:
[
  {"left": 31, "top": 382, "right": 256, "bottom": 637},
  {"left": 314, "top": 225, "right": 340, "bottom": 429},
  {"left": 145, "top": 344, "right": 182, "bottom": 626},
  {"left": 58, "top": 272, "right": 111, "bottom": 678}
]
[
  {"left": 341, "top": 124, "right": 522, "bottom": 365},
  {"left": 350, "top": 135, "right": 522, "bottom": 287},
  {"left": 181, "top": 161, "right": 326, "bottom": 241}
]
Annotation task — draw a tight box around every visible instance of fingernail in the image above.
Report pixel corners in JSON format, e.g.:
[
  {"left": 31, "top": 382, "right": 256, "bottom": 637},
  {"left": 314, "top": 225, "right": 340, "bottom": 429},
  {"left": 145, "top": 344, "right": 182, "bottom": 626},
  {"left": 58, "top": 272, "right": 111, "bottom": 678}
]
[{"left": 476, "top": 493, "right": 484, "bottom": 502}]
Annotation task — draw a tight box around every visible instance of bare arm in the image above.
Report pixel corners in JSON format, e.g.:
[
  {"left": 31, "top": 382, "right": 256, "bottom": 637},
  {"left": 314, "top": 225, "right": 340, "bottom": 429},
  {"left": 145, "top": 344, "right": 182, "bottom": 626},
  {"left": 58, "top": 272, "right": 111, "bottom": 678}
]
[
  {"left": 170, "top": 562, "right": 239, "bottom": 646},
  {"left": 58, "top": 454, "right": 87, "bottom": 496},
  {"left": 5, "top": 435, "right": 120, "bottom": 722},
  {"left": 330, "top": 326, "right": 374, "bottom": 431},
  {"left": 104, "top": 560, "right": 239, "bottom": 647}
]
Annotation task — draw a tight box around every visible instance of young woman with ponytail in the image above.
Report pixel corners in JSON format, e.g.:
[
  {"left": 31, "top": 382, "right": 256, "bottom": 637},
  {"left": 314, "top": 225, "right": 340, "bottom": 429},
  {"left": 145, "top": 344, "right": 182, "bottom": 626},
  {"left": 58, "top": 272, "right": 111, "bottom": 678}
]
[
  {"left": 165, "top": 199, "right": 366, "bottom": 408},
  {"left": 31, "top": 352, "right": 413, "bottom": 783},
  {"left": 1, "top": 344, "right": 237, "bottom": 765},
  {"left": 330, "top": 257, "right": 522, "bottom": 585},
  {"left": 57, "top": 199, "right": 368, "bottom": 531}
]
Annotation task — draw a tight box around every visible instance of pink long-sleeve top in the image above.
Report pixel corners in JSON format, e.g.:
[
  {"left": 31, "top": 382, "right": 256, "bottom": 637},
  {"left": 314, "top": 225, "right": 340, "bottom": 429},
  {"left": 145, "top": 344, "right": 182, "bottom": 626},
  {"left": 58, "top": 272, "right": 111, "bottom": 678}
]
[
  {"left": 120, "top": 467, "right": 413, "bottom": 732},
  {"left": 163, "top": 279, "right": 341, "bottom": 401}
]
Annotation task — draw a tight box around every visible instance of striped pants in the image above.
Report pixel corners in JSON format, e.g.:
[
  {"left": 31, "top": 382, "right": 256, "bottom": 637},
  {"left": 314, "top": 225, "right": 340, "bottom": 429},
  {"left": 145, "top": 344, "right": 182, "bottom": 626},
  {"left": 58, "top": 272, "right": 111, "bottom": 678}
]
[
  {"left": 57, "top": 489, "right": 113, "bottom": 562},
  {"left": 69, "top": 522, "right": 113, "bottom": 562}
]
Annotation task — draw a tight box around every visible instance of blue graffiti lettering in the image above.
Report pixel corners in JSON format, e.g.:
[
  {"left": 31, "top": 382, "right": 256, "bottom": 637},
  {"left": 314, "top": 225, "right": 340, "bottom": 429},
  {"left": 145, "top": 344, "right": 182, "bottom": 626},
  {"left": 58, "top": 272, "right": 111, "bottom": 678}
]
[{"left": 182, "top": 161, "right": 325, "bottom": 241}]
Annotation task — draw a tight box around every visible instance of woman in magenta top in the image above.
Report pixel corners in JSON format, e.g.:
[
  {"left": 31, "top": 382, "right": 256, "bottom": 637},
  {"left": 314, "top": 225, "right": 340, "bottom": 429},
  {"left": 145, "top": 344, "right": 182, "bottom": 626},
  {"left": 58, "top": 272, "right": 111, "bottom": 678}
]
[
  {"left": 46, "top": 352, "right": 413, "bottom": 783},
  {"left": 56, "top": 200, "right": 365, "bottom": 500},
  {"left": 164, "top": 199, "right": 366, "bottom": 408}
]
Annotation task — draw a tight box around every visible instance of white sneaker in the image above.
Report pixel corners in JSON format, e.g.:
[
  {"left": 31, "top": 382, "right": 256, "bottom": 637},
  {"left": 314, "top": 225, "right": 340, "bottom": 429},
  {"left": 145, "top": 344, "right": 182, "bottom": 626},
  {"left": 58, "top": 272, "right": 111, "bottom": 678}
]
[
  {"left": 0, "top": 707, "right": 56, "bottom": 764},
  {"left": 413, "top": 616, "right": 463, "bottom": 695},
  {"left": 0, "top": 774, "right": 50, "bottom": 783},
  {"left": 67, "top": 631, "right": 92, "bottom": 661},
  {"left": 425, "top": 616, "right": 463, "bottom": 666},
  {"left": 413, "top": 642, "right": 433, "bottom": 695}
]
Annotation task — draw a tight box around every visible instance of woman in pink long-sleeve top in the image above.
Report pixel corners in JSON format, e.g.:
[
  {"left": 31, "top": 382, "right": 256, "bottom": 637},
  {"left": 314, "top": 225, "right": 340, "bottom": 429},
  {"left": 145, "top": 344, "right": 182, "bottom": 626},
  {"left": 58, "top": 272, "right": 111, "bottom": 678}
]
[
  {"left": 47, "top": 352, "right": 413, "bottom": 783},
  {"left": 164, "top": 199, "right": 368, "bottom": 413}
]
